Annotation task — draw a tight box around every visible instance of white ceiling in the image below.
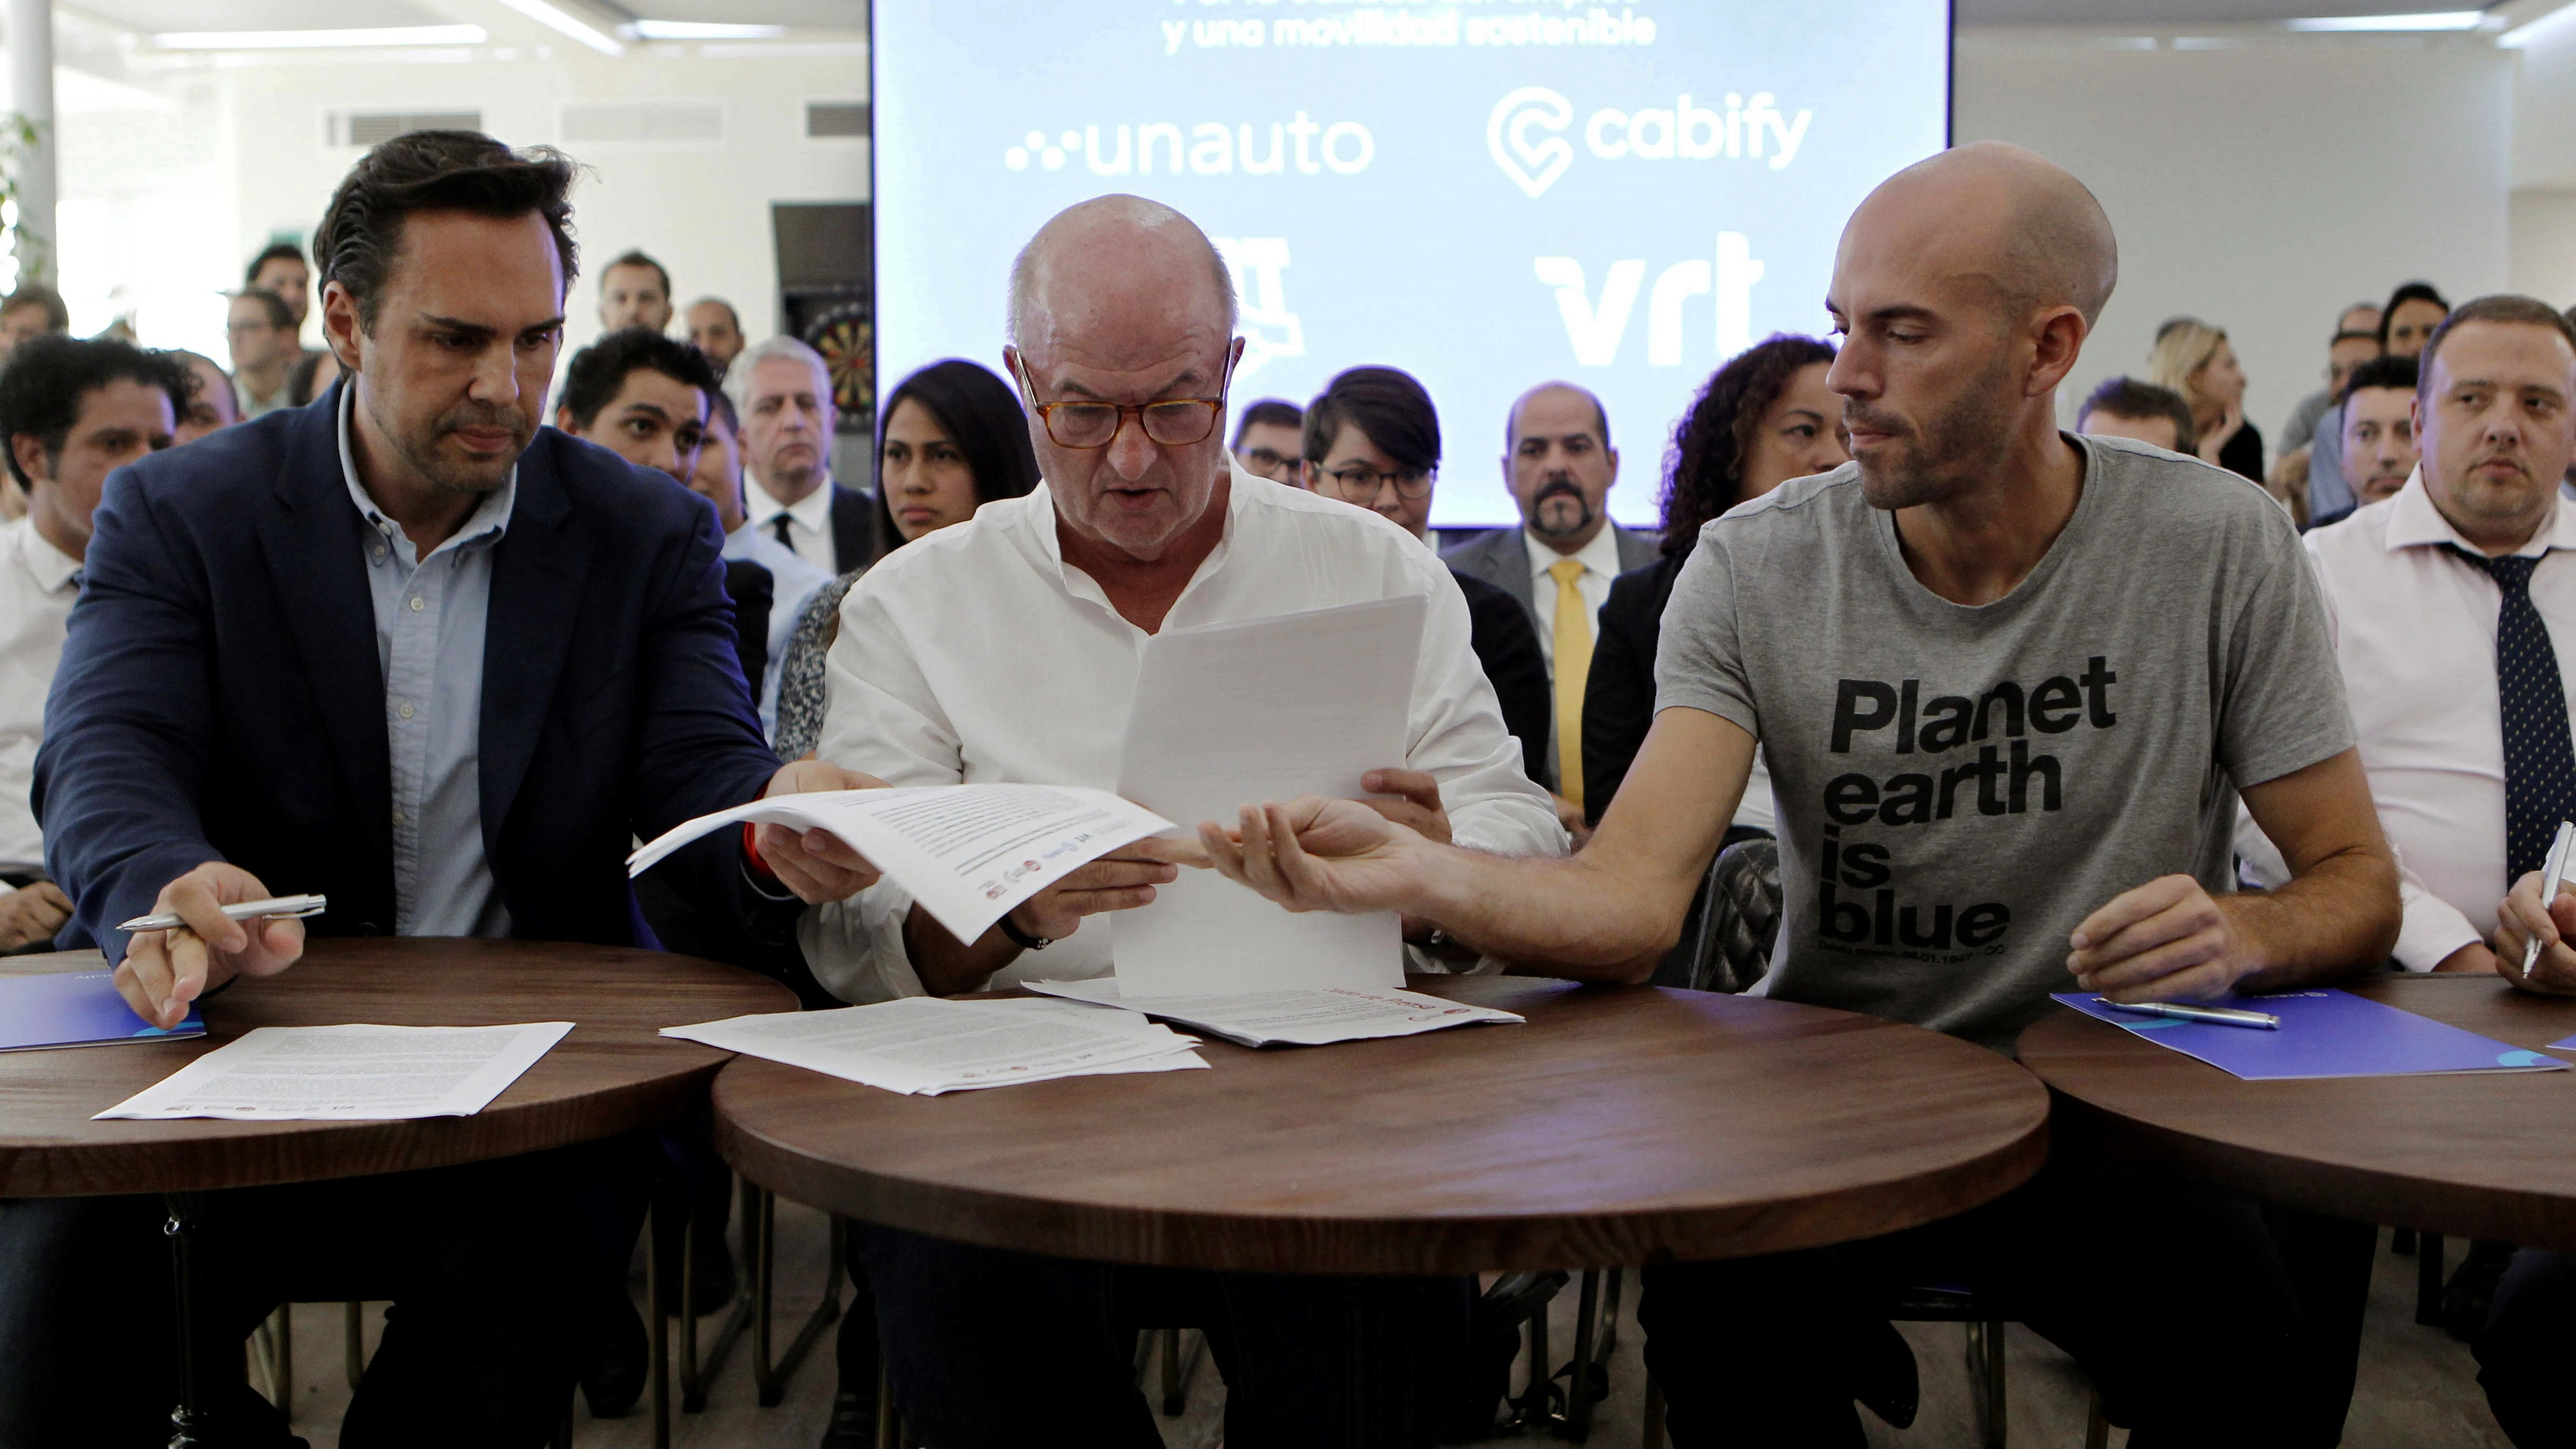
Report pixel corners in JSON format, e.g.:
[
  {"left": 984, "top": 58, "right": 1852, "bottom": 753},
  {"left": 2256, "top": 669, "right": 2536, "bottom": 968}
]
[
  {"left": 67, "top": 0, "right": 866, "bottom": 32},
  {"left": 1963, "top": 0, "right": 2492, "bottom": 19}
]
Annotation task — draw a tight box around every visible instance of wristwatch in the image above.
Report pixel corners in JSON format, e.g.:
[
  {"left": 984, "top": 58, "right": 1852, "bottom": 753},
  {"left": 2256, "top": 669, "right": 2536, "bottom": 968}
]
[{"left": 997, "top": 912, "right": 1053, "bottom": 952}]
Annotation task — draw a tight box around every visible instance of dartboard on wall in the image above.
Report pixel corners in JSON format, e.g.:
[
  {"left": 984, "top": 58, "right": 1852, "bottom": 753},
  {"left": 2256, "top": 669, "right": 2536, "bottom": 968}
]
[{"left": 801, "top": 298, "right": 873, "bottom": 436}]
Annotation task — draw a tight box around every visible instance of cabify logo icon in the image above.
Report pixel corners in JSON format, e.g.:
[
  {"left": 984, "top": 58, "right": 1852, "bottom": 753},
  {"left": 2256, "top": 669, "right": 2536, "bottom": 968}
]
[{"left": 1486, "top": 85, "right": 1818, "bottom": 199}]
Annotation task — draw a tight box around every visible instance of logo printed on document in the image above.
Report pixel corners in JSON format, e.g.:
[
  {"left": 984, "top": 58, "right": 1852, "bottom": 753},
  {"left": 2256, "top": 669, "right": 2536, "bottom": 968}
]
[{"left": 1487, "top": 87, "right": 1574, "bottom": 198}]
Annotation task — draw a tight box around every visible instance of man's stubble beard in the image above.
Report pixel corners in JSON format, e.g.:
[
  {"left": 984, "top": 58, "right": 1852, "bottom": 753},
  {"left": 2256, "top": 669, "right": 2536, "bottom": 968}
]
[{"left": 1853, "top": 353, "right": 2019, "bottom": 512}]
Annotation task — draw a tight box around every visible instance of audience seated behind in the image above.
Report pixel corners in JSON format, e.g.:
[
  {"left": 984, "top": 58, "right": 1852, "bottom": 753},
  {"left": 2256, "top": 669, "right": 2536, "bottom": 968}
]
[
  {"left": 1584, "top": 334, "right": 1846, "bottom": 835},
  {"left": 0, "top": 335, "right": 185, "bottom": 954},
  {"left": 2075, "top": 375, "right": 2198, "bottom": 456},
  {"left": 2278, "top": 301, "right": 2384, "bottom": 456},
  {"left": 793, "top": 193, "right": 1562, "bottom": 1446},
  {"left": 1294, "top": 364, "right": 1553, "bottom": 792},
  {"left": 0, "top": 130, "right": 879, "bottom": 1448},
  {"left": 285, "top": 347, "right": 341, "bottom": 409},
  {"left": 1199, "top": 142, "right": 2399, "bottom": 1449},
  {"left": 225, "top": 287, "right": 299, "bottom": 421},
  {"left": 169, "top": 349, "right": 243, "bottom": 444},
  {"left": 732, "top": 334, "right": 874, "bottom": 574},
  {"left": 1229, "top": 395, "right": 1305, "bottom": 484},
  {"left": 2313, "top": 280, "right": 2450, "bottom": 521},
  {"left": 686, "top": 294, "right": 747, "bottom": 376},
  {"left": 1444, "top": 382, "right": 1656, "bottom": 832},
  {"left": 2299, "top": 352, "right": 2422, "bottom": 531},
  {"left": 0, "top": 281, "right": 70, "bottom": 367},
  {"left": 2149, "top": 314, "right": 2264, "bottom": 483},
  {"left": 599, "top": 247, "right": 676, "bottom": 335}
]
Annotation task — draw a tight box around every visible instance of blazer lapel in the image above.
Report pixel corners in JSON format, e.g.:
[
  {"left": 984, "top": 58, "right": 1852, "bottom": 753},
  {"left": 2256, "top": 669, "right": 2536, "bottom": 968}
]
[
  {"left": 1487, "top": 530, "right": 1537, "bottom": 621},
  {"left": 255, "top": 386, "right": 393, "bottom": 865},
  {"left": 479, "top": 438, "right": 591, "bottom": 849}
]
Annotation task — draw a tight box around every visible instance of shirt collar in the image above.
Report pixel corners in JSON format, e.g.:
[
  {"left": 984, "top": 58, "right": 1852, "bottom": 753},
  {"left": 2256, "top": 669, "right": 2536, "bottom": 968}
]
[
  {"left": 1523, "top": 518, "right": 1622, "bottom": 580},
  {"left": 751, "top": 474, "right": 837, "bottom": 534},
  {"left": 11, "top": 516, "right": 79, "bottom": 593},
  {"left": 2382, "top": 466, "right": 2576, "bottom": 560},
  {"left": 336, "top": 380, "right": 516, "bottom": 562}
]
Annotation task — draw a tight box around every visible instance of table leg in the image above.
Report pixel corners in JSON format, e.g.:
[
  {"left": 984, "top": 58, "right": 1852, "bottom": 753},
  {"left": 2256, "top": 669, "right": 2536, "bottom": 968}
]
[{"left": 164, "top": 1191, "right": 217, "bottom": 1449}]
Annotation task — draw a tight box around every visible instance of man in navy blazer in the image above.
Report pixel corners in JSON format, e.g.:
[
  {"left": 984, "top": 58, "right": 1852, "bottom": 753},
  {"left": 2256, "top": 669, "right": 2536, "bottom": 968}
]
[{"left": 0, "top": 132, "right": 877, "bottom": 1447}]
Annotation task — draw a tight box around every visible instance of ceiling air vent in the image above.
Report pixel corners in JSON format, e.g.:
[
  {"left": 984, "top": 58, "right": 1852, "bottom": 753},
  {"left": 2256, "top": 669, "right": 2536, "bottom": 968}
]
[
  {"left": 806, "top": 101, "right": 869, "bottom": 139},
  {"left": 330, "top": 110, "right": 483, "bottom": 148},
  {"left": 559, "top": 99, "right": 726, "bottom": 147}
]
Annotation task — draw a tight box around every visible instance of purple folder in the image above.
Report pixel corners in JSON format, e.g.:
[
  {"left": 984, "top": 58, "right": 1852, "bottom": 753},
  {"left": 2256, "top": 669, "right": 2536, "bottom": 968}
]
[
  {"left": 2051, "top": 989, "right": 2567, "bottom": 1080},
  {"left": 0, "top": 970, "right": 203, "bottom": 1052}
]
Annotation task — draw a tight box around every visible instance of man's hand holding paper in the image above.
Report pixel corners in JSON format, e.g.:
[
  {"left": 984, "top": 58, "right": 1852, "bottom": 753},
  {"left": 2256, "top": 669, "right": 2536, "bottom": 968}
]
[
  {"left": 754, "top": 759, "right": 892, "bottom": 904},
  {"left": 118, "top": 861, "right": 308, "bottom": 1030}
]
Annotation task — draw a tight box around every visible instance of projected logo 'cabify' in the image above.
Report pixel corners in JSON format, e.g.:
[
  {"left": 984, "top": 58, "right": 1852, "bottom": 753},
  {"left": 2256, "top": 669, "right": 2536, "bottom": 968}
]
[{"left": 1488, "top": 87, "right": 1817, "bottom": 199}]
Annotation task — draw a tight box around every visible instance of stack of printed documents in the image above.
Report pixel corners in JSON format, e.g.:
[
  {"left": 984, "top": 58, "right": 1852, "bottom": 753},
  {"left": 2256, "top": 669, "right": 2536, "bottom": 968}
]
[
  {"left": 1028, "top": 978, "right": 1524, "bottom": 1048},
  {"left": 96, "top": 1022, "right": 573, "bottom": 1121},
  {"left": 663, "top": 996, "right": 1206, "bottom": 1096}
]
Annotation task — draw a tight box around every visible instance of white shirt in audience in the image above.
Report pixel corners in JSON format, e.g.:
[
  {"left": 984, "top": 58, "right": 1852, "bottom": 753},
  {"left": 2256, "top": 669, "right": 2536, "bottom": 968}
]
[
  {"left": 2298, "top": 469, "right": 2576, "bottom": 969},
  {"left": 0, "top": 514, "right": 81, "bottom": 866},
  {"left": 801, "top": 464, "right": 1567, "bottom": 1002},
  {"left": 746, "top": 474, "right": 836, "bottom": 566}
]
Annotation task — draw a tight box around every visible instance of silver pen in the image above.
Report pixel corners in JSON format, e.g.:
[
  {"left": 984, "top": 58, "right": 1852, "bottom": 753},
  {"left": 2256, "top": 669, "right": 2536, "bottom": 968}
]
[
  {"left": 2100, "top": 999, "right": 2280, "bottom": 1031},
  {"left": 2524, "top": 821, "right": 2576, "bottom": 976},
  {"left": 118, "top": 894, "right": 327, "bottom": 933}
]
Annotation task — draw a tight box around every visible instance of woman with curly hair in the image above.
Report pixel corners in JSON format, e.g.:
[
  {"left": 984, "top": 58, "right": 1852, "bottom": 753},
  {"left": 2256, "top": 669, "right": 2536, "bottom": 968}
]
[{"left": 1581, "top": 334, "right": 1846, "bottom": 829}]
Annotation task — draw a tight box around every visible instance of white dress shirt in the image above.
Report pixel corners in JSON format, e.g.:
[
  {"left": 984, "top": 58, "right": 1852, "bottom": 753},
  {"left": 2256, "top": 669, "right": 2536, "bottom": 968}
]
[
  {"left": 2299, "top": 470, "right": 2576, "bottom": 969},
  {"left": 1523, "top": 522, "right": 1622, "bottom": 673},
  {"left": 0, "top": 516, "right": 80, "bottom": 866},
  {"left": 720, "top": 524, "right": 836, "bottom": 739},
  {"left": 801, "top": 464, "right": 1567, "bottom": 1003},
  {"left": 747, "top": 474, "right": 838, "bottom": 567}
]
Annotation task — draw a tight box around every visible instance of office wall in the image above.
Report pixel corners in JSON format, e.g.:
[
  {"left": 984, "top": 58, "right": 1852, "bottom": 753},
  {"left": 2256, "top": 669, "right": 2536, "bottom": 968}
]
[{"left": 1956, "top": 35, "right": 2513, "bottom": 447}]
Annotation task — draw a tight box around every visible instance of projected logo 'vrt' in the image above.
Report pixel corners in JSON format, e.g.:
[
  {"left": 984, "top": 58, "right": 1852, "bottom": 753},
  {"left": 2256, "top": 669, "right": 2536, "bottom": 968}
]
[
  {"left": 1536, "top": 234, "right": 1766, "bottom": 368},
  {"left": 1487, "top": 87, "right": 1575, "bottom": 199}
]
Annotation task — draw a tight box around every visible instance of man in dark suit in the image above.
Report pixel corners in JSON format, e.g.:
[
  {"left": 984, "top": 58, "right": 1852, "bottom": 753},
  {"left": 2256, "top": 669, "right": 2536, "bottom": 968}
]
[
  {"left": 1, "top": 130, "right": 876, "bottom": 1447},
  {"left": 1442, "top": 383, "right": 1654, "bottom": 822},
  {"left": 732, "top": 334, "right": 875, "bottom": 572}
]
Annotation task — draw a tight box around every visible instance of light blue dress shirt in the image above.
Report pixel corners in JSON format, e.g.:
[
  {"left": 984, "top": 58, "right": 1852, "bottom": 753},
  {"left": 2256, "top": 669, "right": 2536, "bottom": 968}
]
[
  {"left": 720, "top": 524, "right": 834, "bottom": 741},
  {"left": 337, "top": 387, "right": 517, "bottom": 937}
]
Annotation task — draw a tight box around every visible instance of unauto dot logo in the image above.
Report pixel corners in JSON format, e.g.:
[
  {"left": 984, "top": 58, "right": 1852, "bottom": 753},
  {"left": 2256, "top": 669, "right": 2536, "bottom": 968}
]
[{"left": 1487, "top": 87, "right": 1573, "bottom": 199}]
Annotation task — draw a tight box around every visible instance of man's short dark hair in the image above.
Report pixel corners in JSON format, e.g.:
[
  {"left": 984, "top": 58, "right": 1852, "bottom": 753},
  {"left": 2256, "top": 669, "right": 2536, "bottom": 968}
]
[
  {"left": 2077, "top": 375, "right": 2198, "bottom": 454},
  {"left": 2330, "top": 328, "right": 2379, "bottom": 349},
  {"left": 231, "top": 289, "right": 295, "bottom": 333},
  {"left": 604, "top": 249, "right": 671, "bottom": 299},
  {"left": 558, "top": 326, "right": 719, "bottom": 432},
  {"left": 0, "top": 281, "right": 68, "bottom": 333},
  {"left": 1303, "top": 367, "right": 1440, "bottom": 471},
  {"left": 245, "top": 242, "right": 306, "bottom": 287},
  {"left": 2416, "top": 294, "right": 2576, "bottom": 395},
  {"left": 0, "top": 334, "right": 190, "bottom": 488},
  {"left": 1505, "top": 382, "right": 1611, "bottom": 452},
  {"left": 313, "top": 130, "right": 579, "bottom": 333},
  {"left": 2338, "top": 353, "right": 2418, "bottom": 402},
  {"left": 1231, "top": 397, "right": 1302, "bottom": 450}
]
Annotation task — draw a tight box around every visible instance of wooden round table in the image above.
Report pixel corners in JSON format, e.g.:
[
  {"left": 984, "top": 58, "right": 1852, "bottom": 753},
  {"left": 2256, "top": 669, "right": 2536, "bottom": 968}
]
[
  {"left": 0, "top": 937, "right": 794, "bottom": 1446},
  {"left": 2021, "top": 973, "right": 2576, "bottom": 1249},
  {"left": 713, "top": 975, "right": 2051, "bottom": 1276}
]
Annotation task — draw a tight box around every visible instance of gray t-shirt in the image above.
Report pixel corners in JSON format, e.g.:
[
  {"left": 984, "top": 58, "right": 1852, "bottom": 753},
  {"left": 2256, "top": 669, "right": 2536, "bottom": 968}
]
[{"left": 1655, "top": 435, "right": 2353, "bottom": 1050}]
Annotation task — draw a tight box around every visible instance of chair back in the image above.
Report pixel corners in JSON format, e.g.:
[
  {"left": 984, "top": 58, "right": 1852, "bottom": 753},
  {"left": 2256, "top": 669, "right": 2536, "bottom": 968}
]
[{"left": 1685, "top": 838, "right": 1780, "bottom": 994}]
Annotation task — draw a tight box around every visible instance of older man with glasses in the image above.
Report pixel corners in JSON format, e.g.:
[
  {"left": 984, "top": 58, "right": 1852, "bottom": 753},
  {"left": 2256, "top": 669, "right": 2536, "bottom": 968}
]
[{"left": 794, "top": 194, "right": 1561, "bottom": 1446}]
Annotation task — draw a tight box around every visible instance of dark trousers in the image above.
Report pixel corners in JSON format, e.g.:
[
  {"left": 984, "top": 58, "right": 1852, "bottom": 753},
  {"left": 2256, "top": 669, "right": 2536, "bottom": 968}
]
[
  {"left": 2474, "top": 1247, "right": 2576, "bottom": 1447},
  {"left": 0, "top": 1139, "right": 650, "bottom": 1449},
  {"left": 854, "top": 1224, "right": 1471, "bottom": 1449},
  {"left": 1638, "top": 1146, "right": 2374, "bottom": 1449}
]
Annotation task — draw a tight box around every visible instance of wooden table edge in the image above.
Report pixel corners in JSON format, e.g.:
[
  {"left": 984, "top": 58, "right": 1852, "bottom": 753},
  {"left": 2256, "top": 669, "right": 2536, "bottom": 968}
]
[{"left": 711, "top": 1059, "right": 2055, "bottom": 1276}]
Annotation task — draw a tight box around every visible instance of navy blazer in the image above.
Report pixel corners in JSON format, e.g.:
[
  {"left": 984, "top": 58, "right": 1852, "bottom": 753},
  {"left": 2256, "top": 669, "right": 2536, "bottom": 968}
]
[{"left": 35, "top": 385, "right": 784, "bottom": 959}]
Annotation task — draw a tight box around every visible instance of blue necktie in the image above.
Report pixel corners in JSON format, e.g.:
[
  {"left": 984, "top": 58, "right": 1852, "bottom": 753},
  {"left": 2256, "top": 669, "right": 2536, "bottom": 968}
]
[{"left": 2452, "top": 548, "right": 2576, "bottom": 879}]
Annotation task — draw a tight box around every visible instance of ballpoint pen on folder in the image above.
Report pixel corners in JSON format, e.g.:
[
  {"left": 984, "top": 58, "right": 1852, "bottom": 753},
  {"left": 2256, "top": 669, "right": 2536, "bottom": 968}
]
[
  {"left": 118, "top": 894, "right": 327, "bottom": 934},
  {"left": 2100, "top": 999, "right": 2280, "bottom": 1031},
  {"left": 2523, "top": 821, "right": 2576, "bottom": 976}
]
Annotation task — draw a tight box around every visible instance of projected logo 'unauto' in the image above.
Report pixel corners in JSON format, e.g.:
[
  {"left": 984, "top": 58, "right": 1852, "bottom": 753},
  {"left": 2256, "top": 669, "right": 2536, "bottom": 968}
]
[
  {"left": 1005, "top": 115, "right": 1375, "bottom": 177},
  {"left": 1487, "top": 87, "right": 1815, "bottom": 199}
]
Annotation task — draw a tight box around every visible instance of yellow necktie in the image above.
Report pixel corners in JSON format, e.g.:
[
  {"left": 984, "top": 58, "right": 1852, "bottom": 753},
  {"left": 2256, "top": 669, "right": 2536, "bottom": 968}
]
[{"left": 1549, "top": 558, "right": 1593, "bottom": 807}]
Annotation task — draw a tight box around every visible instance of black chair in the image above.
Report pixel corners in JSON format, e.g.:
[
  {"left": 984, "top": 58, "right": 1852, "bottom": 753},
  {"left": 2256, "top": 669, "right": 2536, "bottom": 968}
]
[{"left": 1639, "top": 837, "right": 2108, "bottom": 1449}]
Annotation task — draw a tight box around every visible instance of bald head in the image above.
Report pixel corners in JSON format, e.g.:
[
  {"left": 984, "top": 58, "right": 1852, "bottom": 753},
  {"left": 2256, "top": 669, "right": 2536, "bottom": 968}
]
[
  {"left": 1853, "top": 142, "right": 2117, "bottom": 328},
  {"left": 1008, "top": 195, "right": 1238, "bottom": 353}
]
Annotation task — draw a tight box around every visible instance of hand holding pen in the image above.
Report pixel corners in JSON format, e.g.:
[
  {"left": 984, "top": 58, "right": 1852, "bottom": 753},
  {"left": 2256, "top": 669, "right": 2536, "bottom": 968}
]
[
  {"left": 2496, "top": 821, "right": 2576, "bottom": 998},
  {"left": 113, "top": 863, "right": 316, "bottom": 1030}
]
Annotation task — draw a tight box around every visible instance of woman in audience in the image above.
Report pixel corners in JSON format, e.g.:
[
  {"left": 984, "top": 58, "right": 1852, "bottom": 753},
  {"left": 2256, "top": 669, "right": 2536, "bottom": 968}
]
[
  {"left": 2379, "top": 279, "right": 2450, "bottom": 358},
  {"left": 2148, "top": 316, "right": 2263, "bottom": 482},
  {"left": 773, "top": 358, "right": 1039, "bottom": 760},
  {"left": 169, "top": 350, "right": 239, "bottom": 444},
  {"left": 1582, "top": 333, "right": 1845, "bottom": 831}
]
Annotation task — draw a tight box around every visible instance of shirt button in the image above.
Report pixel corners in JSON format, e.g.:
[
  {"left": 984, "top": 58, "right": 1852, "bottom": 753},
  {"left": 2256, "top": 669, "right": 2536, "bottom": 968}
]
[
  {"left": 373, "top": 546, "right": 386, "bottom": 562},
  {"left": 392, "top": 809, "right": 407, "bottom": 826},
  {"left": 409, "top": 596, "right": 425, "bottom": 612},
  {"left": 397, "top": 702, "right": 415, "bottom": 720}
]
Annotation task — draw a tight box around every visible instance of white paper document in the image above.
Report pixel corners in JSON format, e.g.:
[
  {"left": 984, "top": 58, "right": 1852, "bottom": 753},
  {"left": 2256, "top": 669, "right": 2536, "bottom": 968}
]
[
  {"left": 661, "top": 996, "right": 1207, "bottom": 1096},
  {"left": 94, "top": 1022, "right": 573, "bottom": 1121},
  {"left": 1028, "top": 977, "right": 1523, "bottom": 1048},
  {"left": 1113, "top": 596, "right": 1425, "bottom": 997},
  {"left": 627, "top": 784, "right": 1178, "bottom": 947}
]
